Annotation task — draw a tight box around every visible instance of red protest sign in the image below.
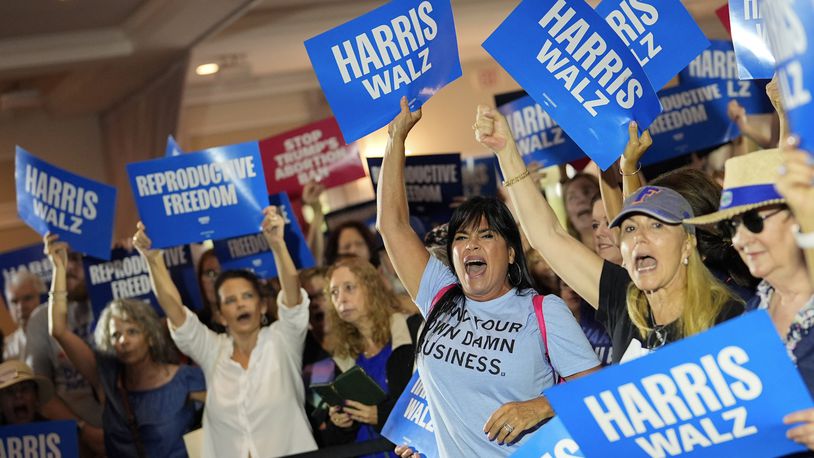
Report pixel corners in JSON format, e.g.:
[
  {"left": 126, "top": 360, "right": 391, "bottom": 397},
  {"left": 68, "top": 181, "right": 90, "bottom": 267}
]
[
  {"left": 259, "top": 117, "right": 366, "bottom": 197},
  {"left": 716, "top": 4, "right": 731, "bottom": 36}
]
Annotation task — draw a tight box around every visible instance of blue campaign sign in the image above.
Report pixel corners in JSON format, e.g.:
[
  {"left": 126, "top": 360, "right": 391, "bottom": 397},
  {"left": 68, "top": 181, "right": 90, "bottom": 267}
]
[
  {"left": 368, "top": 153, "right": 462, "bottom": 228},
  {"left": 304, "top": 0, "right": 462, "bottom": 143},
  {"left": 645, "top": 40, "right": 774, "bottom": 165},
  {"left": 462, "top": 156, "right": 498, "bottom": 198},
  {"left": 595, "top": 0, "right": 710, "bottom": 90},
  {"left": 496, "top": 94, "right": 584, "bottom": 168},
  {"left": 646, "top": 44, "right": 774, "bottom": 165},
  {"left": 0, "top": 244, "right": 52, "bottom": 307},
  {"left": 382, "top": 371, "right": 439, "bottom": 458},
  {"left": 83, "top": 246, "right": 197, "bottom": 319},
  {"left": 0, "top": 420, "right": 79, "bottom": 458},
  {"left": 213, "top": 193, "right": 315, "bottom": 280},
  {"left": 510, "top": 417, "right": 584, "bottom": 458},
  {"left": 165, "top": 135, "right": 184, "bottom": 157},
  {"left": 545, "top": 311, "right": 813, "bottom": 458},
  {"left": 765, "top": 0, "right": 814, "bottom": 154},
  {"left": 729, "top": 0, "right": 775, "bottom": 80},
  {"left": 482, "top": 0, "right": 662, "bottom": 171},
  {"left": 15, "top": 147, "right": 117, "bottom": 261},
  {"left": 127, "top": 142, "right": 268, "bottom": 248}
]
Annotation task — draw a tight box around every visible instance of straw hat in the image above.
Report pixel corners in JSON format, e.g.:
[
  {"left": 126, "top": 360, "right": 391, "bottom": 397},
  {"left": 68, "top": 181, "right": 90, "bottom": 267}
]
[
  {"left": 684, "top": 149, "right": 785, "bottom": 225},
  {"left": 0, "top": 360, "right": 54, "bottom": 405}
]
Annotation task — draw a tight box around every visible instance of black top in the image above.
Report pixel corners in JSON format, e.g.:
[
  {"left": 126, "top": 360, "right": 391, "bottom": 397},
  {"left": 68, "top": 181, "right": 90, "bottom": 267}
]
[{"left": 596, "top": 261, "right": 744, "bottom": 364}]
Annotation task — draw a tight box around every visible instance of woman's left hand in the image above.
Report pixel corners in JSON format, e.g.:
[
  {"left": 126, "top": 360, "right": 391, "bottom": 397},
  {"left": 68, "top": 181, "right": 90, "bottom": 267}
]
[
  {"left": 785, "top": 407, "right": 814, "bottom": 450},
  {"left": 484, "top": 396, "right": 554, "bottom": 445},
  {"left": 343, "top": 400, "right": 378, "bottom": 425}
]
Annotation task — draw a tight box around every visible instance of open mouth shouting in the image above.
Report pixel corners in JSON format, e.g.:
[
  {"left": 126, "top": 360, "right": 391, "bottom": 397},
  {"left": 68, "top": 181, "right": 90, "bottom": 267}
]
[
  {"left": 464, "top": 256, "right": 487, "bottom": 278},
  {"left": 634, "top": 252, "right": 658, "bottom": 274},
  {"left": 235, "top": 311, "right": 253, "bottom": 324}
]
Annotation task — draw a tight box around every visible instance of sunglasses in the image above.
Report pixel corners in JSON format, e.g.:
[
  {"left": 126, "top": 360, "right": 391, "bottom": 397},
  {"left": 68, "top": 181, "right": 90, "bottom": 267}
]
[{"left": 717, "top": 206, "right": 788, "bottom": 240}]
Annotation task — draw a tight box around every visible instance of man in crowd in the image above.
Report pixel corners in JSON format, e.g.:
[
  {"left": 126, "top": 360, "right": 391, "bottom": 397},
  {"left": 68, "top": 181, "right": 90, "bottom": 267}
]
[
  {"left": 25, "top": 250, "right": 104, "bottom": 456},
  {"left": 3, "top": 271, "right": 46, "bottom": 361}
]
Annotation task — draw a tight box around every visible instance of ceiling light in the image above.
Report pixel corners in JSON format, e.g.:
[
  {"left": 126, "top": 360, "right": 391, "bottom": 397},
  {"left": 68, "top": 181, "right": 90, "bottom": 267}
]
[{"left": 195, "top": 63, "right": 220, "bottom": 76}]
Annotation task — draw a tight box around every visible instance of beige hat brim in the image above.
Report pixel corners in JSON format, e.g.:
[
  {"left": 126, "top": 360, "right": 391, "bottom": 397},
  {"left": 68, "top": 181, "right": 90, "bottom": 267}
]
[{"left": 684, "top": 198, "right": 786, "bottom": 225}]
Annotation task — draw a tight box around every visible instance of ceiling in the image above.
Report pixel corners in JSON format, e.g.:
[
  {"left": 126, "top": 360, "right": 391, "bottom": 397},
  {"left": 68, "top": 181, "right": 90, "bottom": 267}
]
[{"left": 0, "top": 0, "right": 731, "bottom": 117}]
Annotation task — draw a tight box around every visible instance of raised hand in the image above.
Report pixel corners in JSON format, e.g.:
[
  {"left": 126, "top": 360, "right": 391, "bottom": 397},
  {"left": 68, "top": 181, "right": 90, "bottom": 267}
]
[
  {"left": 43, "top": 233, "right": 69, "bottom": 272},
  {"left": 619, "top": 121, "right": 652, "bottom": 174},
  {"left": 132, "top": 222, "right": 161, "bottom": 262},
  {"left": 262, "top": 206, "right": 286, "bottom": 248},
  {"left": 388, "top": 97, "right": 422, "bottom": 141},
  {"left": 473, "top": 105, "right": 514, "bottom": 155},
  {"left": 302, "top": 181, "right": 326, "bottom": 209}
]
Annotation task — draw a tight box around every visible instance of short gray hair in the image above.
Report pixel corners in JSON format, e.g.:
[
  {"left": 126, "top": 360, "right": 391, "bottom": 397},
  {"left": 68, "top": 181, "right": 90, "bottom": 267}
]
[
  {"left": 93, "top": 299, "right": 176, "bottom": 364},
  {"left": 4, "top": 271, "right": 46, "bottom": 300}
]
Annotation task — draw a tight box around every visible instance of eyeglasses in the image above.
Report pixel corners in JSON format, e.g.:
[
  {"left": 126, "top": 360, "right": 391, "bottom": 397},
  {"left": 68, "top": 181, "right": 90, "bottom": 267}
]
[
  {"left": 717, "top": 206, "right": 788, "bottom": 239},
  {"left": 329, "top": 283, "right": 358, "bottom": 301}
]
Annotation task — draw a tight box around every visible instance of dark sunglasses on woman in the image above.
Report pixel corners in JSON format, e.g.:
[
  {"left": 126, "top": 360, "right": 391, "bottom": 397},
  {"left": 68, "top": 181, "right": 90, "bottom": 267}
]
[{"left": 717, "top": 205, "right": 788, "bottom": 240}]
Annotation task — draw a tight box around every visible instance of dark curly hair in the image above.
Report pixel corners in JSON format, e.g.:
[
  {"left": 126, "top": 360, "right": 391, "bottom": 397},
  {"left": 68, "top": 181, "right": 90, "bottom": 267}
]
[{"left": 324, "top": 220, "right": 380, "bottom": 267}]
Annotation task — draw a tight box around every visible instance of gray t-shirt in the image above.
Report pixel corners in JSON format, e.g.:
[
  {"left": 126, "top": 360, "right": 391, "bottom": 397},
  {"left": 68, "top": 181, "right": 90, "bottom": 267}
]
[
  {"left": 415, "top": 256, "right": 598, "bottom": 457},
  {"left": 25, "top": 301, "right": 102, "bottom": 426}
]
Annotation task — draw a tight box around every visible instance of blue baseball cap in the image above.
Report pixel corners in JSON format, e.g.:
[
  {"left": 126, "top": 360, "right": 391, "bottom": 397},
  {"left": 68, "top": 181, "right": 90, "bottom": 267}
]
[{"left": 609, "top": 186, "right": 695, "bottom": 235}]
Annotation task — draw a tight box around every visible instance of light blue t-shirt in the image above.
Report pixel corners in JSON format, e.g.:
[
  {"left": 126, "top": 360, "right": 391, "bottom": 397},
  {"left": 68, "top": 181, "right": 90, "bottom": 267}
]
[{"left": 415, "top": 257, "right": 599, "bottom": 457}]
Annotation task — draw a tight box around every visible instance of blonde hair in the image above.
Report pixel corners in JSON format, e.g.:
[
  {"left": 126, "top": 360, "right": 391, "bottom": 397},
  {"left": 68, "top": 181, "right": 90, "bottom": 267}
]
[
  {"left": 325, "top": 257, "right": 398, "bottom": 359},
  {"left": 94, "top": 299, "right": 176, "bottom": 364},
  {"left": 627, "top": 234, "right": 740, "bottom": 340}
]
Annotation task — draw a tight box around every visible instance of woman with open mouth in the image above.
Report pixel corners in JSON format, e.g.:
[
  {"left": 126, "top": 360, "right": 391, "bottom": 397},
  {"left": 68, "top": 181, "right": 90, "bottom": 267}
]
[
  {"left": 380, "top": 98, "right": 601, "bottom": 458},
  {"left": 473, "top": 106, "right": 743, "bottom": 366},
  {"left": 134, "top": 205, "right": 317, "bottom": 458},
  {"left": 45, "top": 233, "right": 206, "bottom": 458},
  {"left": 0, "top": 360, "right": 54, "bottom": 425}
]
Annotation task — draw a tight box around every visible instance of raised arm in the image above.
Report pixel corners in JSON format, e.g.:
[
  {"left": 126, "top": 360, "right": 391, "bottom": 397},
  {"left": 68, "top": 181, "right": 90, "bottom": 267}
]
[
  {"left": 375, "top": 97, "right": 429, "bottom": 300},
  {"left": 303, "top": 182, "right": 326, "bottom": 267},
  {"left": 619, "top": 121, "right": 652, "bottom": 199},
  {"left": 776, "top": 144, "right": 814, "bottom": 286},
  {"left": 133, "top": 223, "right": 187, "bottom": 328},
  {"left": 262, "top": 206, "right": 301, "bottom": 308},
  {"left": 43, "top": 234, "right": 101, "bottom": 394},
  {"left": 474, "top": 106, "right": 604, "bottom": 308},
  {"left": 600, "top": 161, "right": 624, "bottom": 223}
]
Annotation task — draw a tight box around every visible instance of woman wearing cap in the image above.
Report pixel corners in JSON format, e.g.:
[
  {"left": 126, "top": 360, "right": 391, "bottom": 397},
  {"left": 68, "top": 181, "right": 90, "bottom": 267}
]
[
  {"left": 381, "top": 98, "right": 600, "bottom": 458},
  {"left": 0, "top": 360, "right": 53, "bottom": 425},
  {"left": 134, "top": 206, "right": 317, "bottom": 458},
  {"left": 474, "top": 106, "right": 743, "bottom": 364},
  {"left": 45, "top": 233, "right": 206, "bottom": 457},
  {"left": 686, "top": 148, "right": 814, "bottom": 450}
]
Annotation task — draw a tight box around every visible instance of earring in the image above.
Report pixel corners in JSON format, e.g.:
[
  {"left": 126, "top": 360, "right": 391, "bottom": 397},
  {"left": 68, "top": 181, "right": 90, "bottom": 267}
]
[
  {"left": 261, "top": 314, "right": 269, "bottom": 326},
  {"left": 682, "top": 257, "right": 688, "bottom": 266}
]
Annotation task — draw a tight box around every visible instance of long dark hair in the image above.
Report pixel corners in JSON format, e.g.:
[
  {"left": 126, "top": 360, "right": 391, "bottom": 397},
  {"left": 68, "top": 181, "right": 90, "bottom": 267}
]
[
  {"left": 213, "top": 270, "right": 265, "bottom": 311},
  {"left": 415, "top": 197, "right": 535, "bottom": 360}
]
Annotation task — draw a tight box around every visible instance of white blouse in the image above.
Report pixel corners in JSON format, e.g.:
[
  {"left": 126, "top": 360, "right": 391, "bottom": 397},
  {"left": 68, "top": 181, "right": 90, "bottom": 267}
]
[{"left": 170, "top": 289, "right": 317, "bottom": 458}]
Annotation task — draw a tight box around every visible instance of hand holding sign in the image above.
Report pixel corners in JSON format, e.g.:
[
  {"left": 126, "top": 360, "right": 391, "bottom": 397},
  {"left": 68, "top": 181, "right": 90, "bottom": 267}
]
[
  {"left": 776, "top": 143, "right": 814, "bottom": 231},
  {"left": 785, "top": 407, "right": 814, "bottom": 450},
  {"left": 389, "top": 97, "right": 423, "bottom": 141},
  {"left": 394, "top": 445, "right": 421, "bottom": 458},
  {"left": 43, "top": 233, "right": 68, "bottom": 273},
  {"left": 132, "top": 222, "right": 161, "bottom": 264},
  {"left": 484, "top": 396, "right": 554, "bottom": 446},
  {"left": 302, "top": 181, "right": 326, "bottom": 210}
]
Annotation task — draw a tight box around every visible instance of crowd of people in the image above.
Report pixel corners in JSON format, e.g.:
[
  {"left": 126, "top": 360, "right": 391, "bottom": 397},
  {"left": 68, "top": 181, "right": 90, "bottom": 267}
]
[{"left": 0, "top": 79, "right": 811, "bottom": 458}]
